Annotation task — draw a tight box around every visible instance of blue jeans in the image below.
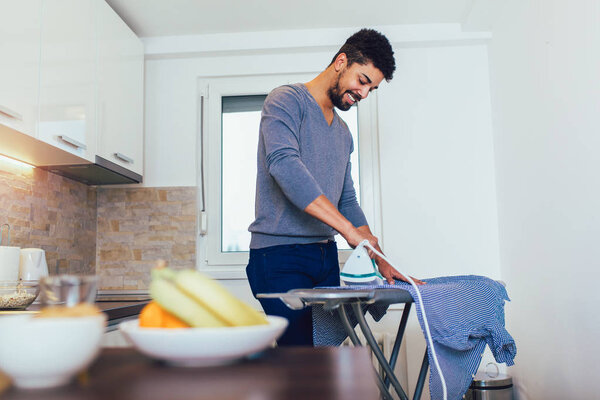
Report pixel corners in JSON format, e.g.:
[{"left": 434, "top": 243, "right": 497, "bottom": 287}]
[{"left": 246, "top": 241, "right": 340, "bottom": 346}]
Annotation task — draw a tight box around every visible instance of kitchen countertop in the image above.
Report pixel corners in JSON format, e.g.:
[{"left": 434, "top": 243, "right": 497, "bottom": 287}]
[
  {"left": 95, "top": 301, "right": 149, "bottom": 324},
  {"left": 1, "top": 300, "right": 149, "bottom": 325},
  {"left": 0, "top": 347, "right": 379, "bottom": 400}
]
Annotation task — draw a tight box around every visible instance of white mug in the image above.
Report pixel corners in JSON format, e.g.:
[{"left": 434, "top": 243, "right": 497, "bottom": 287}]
[
  {"left": 19, "top": 248, "right": 49, "bottom": 281},
  {"left": 0, "top": 246, "right": 21, "bottom": 281}
]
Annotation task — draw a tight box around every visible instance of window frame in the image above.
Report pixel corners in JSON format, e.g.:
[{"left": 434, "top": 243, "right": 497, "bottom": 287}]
[{"left": 198, "top": 73, "right": 383, "bottom": 275}]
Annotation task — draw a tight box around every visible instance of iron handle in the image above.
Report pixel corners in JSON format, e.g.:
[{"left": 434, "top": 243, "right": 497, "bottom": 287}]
[
  {"left": 58, "top": 135, "right": 87, "bottom": 150},
  {"left": 114, "top": 152, "right": 134, "bottom": 164},
  {"left": 0, "top": 105, "right": 23, "bottom": 121}
]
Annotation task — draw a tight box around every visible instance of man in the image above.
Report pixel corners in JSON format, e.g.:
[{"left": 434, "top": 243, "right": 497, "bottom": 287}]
[{"left": 246, "top": 29, "right": 420, "bottom": 346}]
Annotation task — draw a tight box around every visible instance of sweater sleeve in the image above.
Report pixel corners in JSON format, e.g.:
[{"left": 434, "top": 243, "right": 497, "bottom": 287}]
[
  {"left": 261, "top": 87, "right": 324, "bottom": 210},
  {"left": 338, "top": 140, "right": 368, "bottom": 228}
]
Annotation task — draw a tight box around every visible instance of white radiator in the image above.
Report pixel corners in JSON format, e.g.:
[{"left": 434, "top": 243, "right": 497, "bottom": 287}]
[{"left": 342, "top": 331, "right": 409, "bottom": 399}]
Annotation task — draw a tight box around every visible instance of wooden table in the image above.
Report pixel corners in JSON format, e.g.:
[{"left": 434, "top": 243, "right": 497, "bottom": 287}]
[{"left": 1, "top": 347, "right": 379, "bottom": 400}]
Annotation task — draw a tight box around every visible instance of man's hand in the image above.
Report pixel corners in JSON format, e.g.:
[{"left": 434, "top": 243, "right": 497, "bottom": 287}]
[
  {"left": 343, "top": 226, "right": 379, "bottom": 250},
  {"left": 374, "top": 253, "right": 425, "bottom": 285}
]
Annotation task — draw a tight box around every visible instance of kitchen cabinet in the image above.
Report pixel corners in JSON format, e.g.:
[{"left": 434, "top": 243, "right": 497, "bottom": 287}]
[
  {"left": 38, "top": 0, "right": 97, "bottom": 161},
  {"left": 96, "top": 0, "right": 144, "bottom": 176},
  {"left": 0, "top": 1, "right": 42, "bottom": 138},
  {"left": 0, "top": 0, "right": 144, "bottom": 182}
]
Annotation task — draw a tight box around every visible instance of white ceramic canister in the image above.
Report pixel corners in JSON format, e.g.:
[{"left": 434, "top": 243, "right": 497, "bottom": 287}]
[
  {"left": 19, "top": 248, "right": 49, "bottom": 281},
  {"left": 0, "top": 246, "right": 21, "bottom": 281}
]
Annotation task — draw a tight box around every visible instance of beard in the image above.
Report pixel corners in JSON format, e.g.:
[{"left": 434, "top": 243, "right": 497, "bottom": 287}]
[{"left": 327, "top": 73, "right": 354, "bottom": 111}]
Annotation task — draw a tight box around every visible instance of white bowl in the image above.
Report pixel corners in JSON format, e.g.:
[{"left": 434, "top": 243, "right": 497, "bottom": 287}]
[
  {"left": 0, "top": 314, "right": 106, "bottom": 389},
  {"left": 119, "top": 316, "right": 288, "bottom": 367}
]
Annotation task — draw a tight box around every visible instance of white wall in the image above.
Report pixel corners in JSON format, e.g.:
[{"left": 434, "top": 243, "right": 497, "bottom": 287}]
[
  {"left": 378, "top": 44, "right": 500, "bottom": 280},
  {"left": 488, "top": 1, "right": 600, "bottom": 398}
]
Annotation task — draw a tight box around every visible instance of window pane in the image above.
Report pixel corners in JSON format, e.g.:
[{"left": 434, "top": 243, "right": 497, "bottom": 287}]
[
  {"left": 221, "top": 95, "right": 265, "bottom": 252},
  {"left": 221, "top": 97, "right": 360, "bottom": 253}
]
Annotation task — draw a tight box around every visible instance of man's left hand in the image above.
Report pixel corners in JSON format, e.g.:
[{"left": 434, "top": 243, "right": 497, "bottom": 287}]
[{"left": 374, "top": 255, "right": 425, "bottom": 285}]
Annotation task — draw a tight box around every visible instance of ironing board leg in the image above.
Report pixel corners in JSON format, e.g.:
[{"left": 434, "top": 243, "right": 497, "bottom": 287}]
[
  {"left": 413, "top": 350, "right": 429, "bottom": 400},
  {"left": 337, "top": 305, "right": 362, "bottom": 346},
  {"left": 385, "top": 302, "right": 412, "bottom": 389},
  {"left": 352, "top": 303, "right": 409, "bottom": 400},
  {"left": 337, "top": 306, "right": 393, "bottom": 400}
]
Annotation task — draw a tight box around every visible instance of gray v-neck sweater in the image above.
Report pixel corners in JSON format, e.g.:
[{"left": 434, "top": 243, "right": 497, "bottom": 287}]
[{"left": 248, "top": 84, "right": 367, "bottom": 249}]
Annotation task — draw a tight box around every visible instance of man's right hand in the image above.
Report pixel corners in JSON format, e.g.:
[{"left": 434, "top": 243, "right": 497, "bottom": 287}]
[
  {"left": 304, "top": 195, "right": 380, "bottom": 251},
  {"left": 343, "top": 226, "right": 379, "bottom": 250}
]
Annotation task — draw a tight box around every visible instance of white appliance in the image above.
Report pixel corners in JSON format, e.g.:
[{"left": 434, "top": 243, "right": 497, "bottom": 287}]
[
  {"left": 0, "top": 246, "right": 21, "bottom": 281},
  {"left": 19, "top": 248, "right": 49, "bottom": 281}
]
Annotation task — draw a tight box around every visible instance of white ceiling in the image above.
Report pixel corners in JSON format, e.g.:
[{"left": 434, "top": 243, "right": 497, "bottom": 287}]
[{"left": 105, "top": 0, "right": 473, "bottom": 38}]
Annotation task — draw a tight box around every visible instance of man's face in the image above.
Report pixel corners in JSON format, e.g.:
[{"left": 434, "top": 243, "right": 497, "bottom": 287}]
[{"left": 328, "top": 61, "right": 385, "bottom": 111}]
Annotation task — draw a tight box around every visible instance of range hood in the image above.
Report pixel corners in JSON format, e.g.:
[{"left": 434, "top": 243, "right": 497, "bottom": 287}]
[
  {"left": 0, "top": 125, "right": 142, "bottom": 185},
  {"left": 40, "top": 155, "right": 142, "bottom": 185}
]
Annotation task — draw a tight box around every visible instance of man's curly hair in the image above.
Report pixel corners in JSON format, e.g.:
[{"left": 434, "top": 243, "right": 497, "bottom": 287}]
[{"left": 330, "top": 29, "right": 396, "bottom": 82}]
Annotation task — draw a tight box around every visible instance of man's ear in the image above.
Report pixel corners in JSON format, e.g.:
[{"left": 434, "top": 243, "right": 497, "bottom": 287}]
[{"left": 333, "top": 53, "right": 347, "bottom": 72}]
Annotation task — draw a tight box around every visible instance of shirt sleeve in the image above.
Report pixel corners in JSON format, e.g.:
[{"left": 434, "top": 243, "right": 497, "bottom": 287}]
[
  {"left": 261, "top": 87, "right": 324, "bottom": 210},
  {"left": 338, "top": 141, "right": 368, "bottom": 228}
]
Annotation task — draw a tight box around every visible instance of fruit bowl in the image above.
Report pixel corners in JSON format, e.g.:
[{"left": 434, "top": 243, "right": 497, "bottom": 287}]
[{"left": 119, "top": 316, "right": 288, "bottom": 367}]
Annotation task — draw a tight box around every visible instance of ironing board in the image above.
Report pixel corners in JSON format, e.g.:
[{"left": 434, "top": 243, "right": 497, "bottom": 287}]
[{"left": 258, "top": 288, "right": 429, "bottom": 400}]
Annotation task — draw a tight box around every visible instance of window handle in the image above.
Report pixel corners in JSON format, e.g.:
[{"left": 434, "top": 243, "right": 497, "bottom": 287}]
[
  {"left": 199, "top": 211, "right": 207, "bottom": 236},
  {"left": 199, "top": 95, "right": 206, "bottom": 237}
]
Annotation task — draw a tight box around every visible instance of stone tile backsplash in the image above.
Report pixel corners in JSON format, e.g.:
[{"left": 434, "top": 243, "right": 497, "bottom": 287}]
[
  {"left": 96, "top": 187, "right": 197, "bottom": 290},
  {"left": 1, "top": 161, "right": 197, "bottom": 290},
  {"left": 0, "top": 164, "right": 97, "bottom": 275}
]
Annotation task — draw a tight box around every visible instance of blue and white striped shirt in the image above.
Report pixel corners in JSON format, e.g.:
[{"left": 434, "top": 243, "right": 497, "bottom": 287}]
[{"left": 312, "top": 275, "right": 517, "bottom": 400}]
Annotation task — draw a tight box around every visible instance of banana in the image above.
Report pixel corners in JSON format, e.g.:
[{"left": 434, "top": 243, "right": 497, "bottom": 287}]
[
  {"left": 174, "top": 270, "right": 268, "bottom": 326},
  {"left": 149, "top": 267, "right": 268, "bottom": 327},
  {"left": 150, "top": 276, "right": 227, "bottom": 327}
]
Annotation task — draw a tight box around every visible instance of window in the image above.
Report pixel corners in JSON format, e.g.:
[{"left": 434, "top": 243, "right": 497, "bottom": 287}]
[{"left": 200, "top": 74, "right": 381, "bottom": 271}]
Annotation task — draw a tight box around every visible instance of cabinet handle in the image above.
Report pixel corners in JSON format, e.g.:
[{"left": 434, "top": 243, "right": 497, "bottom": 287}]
[
  {"left": 114, "top": 152, "right": 134, "bottom": 164},
  {"left": 58, "top": 135, "right": 87, "bottom": 150},
  {"left": 0, "top": 105, "right": 23, "bottom": 121}
]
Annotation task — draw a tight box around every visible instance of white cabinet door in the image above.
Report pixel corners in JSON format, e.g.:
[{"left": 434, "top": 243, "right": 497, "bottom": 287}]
[
  {"left": 0, "top": 1, "right": 42, "bottom": 137},
  {"left": 96, "top": 0, "right": 144, "bottom": 176},
  {"left": 38, "top": 0, "right": 96, "bottom": 161}
]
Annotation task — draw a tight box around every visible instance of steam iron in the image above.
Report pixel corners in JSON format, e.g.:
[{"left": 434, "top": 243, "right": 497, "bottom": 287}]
[{"left": 340, "top": 240, "right": 384, "bottom": 285}]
